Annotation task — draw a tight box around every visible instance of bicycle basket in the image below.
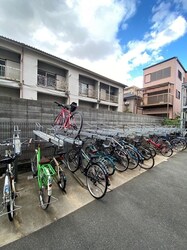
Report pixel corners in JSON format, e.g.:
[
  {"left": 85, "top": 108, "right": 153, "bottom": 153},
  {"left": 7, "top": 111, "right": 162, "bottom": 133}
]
[{"left": 70, "top": 102, "right": 77, "bottom": 112}]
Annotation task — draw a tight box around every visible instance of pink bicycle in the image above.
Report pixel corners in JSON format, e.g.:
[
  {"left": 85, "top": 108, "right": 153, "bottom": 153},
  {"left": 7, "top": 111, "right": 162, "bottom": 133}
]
[{"left": 53, "top": 102, "right": 83, "bottom": 138}]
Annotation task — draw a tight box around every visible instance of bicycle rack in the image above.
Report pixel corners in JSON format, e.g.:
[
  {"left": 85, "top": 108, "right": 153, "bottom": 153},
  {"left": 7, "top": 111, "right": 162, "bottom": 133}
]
[
  {"left": 0, "top": 204, "right": 22, "bottom": 218},
  {"left": 71, "top": 172, "right": 87, "bottom": 189},
  {"left": 13, "top": 125, "right": 21, "bottom": 155},
  {"left": 33, "top": 123, "right": 82, "bottom": 147},
  {"left": 38, "top": 195, "right": 58, "bottom": 208}
]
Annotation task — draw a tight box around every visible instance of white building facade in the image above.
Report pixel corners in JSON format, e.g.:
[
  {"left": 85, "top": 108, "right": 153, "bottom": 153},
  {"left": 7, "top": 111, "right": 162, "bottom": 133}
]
[{"left": 0, "top": 36, "right": 126, "bottom": 112}]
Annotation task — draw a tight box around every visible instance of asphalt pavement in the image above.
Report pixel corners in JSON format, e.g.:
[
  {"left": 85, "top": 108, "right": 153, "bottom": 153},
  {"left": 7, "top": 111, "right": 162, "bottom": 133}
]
[{"left": 1, "top": 150, "right": 187, "bottom": 250}]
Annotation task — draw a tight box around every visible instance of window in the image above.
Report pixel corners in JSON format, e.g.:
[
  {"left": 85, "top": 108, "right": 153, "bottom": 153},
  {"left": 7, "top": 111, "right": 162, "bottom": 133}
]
[
  {"left": 37, "top": 69, "right": 56, "bottom": 88},
  {"left": 150, "top": 67, "right": 171, "bottom": 82},
  {"left": 0, "top": 59, "right": 5, "bottom": 77},
  {"left": 178, "top": 70, "right": 182, "bottom": 80},
  {"left": 80, "top": 83, "right": 88, "bottom": 95},
  {"left": 145, "top": 74, "right": 151, "bottom": 83},
  {"left": 176, "top": 90, "right": 180, "bottom": 99}
]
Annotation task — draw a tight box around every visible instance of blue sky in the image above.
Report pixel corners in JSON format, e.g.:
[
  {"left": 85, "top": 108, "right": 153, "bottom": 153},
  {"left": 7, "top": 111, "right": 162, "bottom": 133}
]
[{"left": 0, "top": 0, "right": 187, "bottom": 88}]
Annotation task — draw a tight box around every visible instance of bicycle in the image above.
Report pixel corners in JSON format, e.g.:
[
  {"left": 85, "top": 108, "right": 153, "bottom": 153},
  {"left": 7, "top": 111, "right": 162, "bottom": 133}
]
[
  {"left": 145, "top": 136, "right": 173, "bottom": 157},
  {"left": 119, "top": 138, "right": 155, "bottom": 170},
  {"left": 84, "top": 140, "right": 116, "bottom": 176},
  {"left": 53, "top": 101, "right": 83, "bottom": 138},
  {"left": 0, "top": 145, "right": 19, "bottom": 221},
  {"left": 31, "top": 144, "right": 67, "bottom": 210},
  {"left": 67, "top": 141, "right": 109, "bottom": 199}
]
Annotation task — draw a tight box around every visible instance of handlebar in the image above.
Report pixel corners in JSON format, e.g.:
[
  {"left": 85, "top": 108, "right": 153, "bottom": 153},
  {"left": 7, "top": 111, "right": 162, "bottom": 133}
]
[{"left": 54, "top": 101, "right": 68, "bottom": 109}]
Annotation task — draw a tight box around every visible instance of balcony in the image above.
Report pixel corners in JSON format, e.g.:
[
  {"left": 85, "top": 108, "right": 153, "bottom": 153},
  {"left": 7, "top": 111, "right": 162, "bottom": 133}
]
[
  {"left": 0, "top": 65, "right": 20, "bottom": 82},
  {"left": 183, "top": 97, "right": 187, "bottom": 110},
  {"left": 79, "top": 87, "right": 97, "bottom": 99},
  {"left": 100, "top": 93, "right": 118, "bottom": 103},
  {"left": 141, "top": 93, "right": 173, "bottom": 106},
  {"left": 37, "top": 74, "right": 67, "bottom": 91}
]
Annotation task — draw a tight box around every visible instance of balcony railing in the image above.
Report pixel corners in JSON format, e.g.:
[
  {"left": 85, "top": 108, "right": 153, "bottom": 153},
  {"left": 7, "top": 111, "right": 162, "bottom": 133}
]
[
  {"left": 183, "top": 97, "right": 187, "bottom": 107},
  {"left": 100, "top": 93, "right": 118, "bottom": 103},
  {"left": 37, "top": 74, "right": 67, "bottom": 91},
  {"left": 142, "top": 93, "right": 173, "bottom": 106},
  {"left": 0, "top": 65, "right": 20, "bottom": 81},
  {"left": 79, "top": 88, "right": 97, "bottom": 98}
]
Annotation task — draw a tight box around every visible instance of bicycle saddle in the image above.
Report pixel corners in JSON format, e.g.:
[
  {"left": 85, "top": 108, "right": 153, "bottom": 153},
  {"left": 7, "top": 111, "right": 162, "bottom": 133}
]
[{"left": 0, "top": 155, "right": 16, "bottom": 164}]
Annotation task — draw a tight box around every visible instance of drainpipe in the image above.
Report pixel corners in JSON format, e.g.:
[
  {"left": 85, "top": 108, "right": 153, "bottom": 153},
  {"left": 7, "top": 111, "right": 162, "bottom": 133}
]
[
  {"left": 167, "top": 83, "right": 169, "bottom": 118},
  {"left": 180, "top": 83, "right": 184, "bottom": 130},
  {"left": 20, "top": 46, "right": 24, "bottom": 98}
]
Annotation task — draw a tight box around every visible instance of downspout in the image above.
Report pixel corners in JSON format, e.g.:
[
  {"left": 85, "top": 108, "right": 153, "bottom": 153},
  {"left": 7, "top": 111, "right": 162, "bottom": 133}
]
[{"left": 20, "top": 46, "right": 24, "bottom": 98}]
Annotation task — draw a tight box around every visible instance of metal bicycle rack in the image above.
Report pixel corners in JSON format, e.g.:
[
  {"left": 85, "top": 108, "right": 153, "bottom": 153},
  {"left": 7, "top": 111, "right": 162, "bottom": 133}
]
[
  {"left": 32, "top": 123, "right": 86, "bottom": 191},
  {"left": 0, "top": 204, "right": 22, "bottom": 218}
]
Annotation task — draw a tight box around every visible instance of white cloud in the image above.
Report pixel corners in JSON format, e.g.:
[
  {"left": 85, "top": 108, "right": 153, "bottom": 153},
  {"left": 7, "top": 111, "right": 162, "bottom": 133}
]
[{"left": 0, "top": 0, "right": 187, "bottom": 89}]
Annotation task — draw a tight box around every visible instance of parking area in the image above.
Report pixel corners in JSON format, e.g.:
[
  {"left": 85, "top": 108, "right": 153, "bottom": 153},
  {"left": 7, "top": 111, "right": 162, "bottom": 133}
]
[{"left": 0, "top": 153, "right": 169, "bottom": 247}]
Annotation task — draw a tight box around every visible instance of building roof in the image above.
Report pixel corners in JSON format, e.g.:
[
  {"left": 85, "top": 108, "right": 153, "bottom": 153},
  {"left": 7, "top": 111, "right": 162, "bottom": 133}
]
[
  {"left": 143, "top": 57, "right": 186, "bottom": 73},
  {"left": 0, "top": 35, "right": 127, "bottom": 87},
  {"left": 124, "top": 93, "right": 141, "bottom": 100}
]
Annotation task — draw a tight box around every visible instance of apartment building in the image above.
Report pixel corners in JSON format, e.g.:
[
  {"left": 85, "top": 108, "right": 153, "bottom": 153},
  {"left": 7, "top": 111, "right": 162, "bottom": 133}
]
[
  {"left": 0, "top": 36, "right": 126, "bottom": 112},
  {"left": 181, "top": 79, "right": 187, "bottom": 128},
  {"left": 123, "top": 86, "right": 142, "bottom": 114},
  {"left": 141, "top": 57, "right": 187, "bottom": 118}
]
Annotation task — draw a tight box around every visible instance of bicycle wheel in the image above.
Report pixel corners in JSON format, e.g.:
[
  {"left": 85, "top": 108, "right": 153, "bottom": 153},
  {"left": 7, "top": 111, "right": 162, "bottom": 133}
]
[
  {"left": 100, "top": 156, "right": 116, "bottom": 176},
  {"left": 114, "top": 150, "right": 129, "bottom": 172},
  {"left": 7, "top": 201, "right": 14, "bottom": 221},
  {"left": 86, "top": 163, "right": 108, "bottom": 199},
  {"left": 7, "top": 185, "right": 15, "bottom": 221},
  {"left": 160, "top": 145, "right": 173, "bottom": 157},
  {"left": 12, "top": 158, "right": 18, "bottom": 183},
  {"left": 39, "top": 168, "right": 52, "bottom": 210},
  {"left": 144, "top": 145, "right": 157, "bottom": 158},
  {"left": 170, "top": 138, "right": 185, "bottom": 152},
  {"left": 139, "top": 155, "right": 155, "bottom": 170},
  {"left": 67, "top": 148, "right": 80, "bottom": 173},
  {"left": 57, "top": 171, "right": 67, "bottom": 191},
  {"left": 69, "top": 111, "right": 83, "bottom": 137},
  {"left": 31, "top": 153, "right": 38, "bottom": 176},
  {"left": 138, "top": 146, "right": 152, "bottom": 160},
  {"left": 125, "top": 147, "right": 139, "bottom": 170}
]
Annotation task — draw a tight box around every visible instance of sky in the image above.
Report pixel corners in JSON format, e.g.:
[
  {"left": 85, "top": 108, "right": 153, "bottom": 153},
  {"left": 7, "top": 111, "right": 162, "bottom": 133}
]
[{"left": 0, "top": 0, "right": 187, "bottom": 88}]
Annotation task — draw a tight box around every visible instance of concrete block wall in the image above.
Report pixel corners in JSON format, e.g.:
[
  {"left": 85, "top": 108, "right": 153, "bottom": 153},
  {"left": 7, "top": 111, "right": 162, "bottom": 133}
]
[{"left": 0, "top": 96, "right": 163, "bottom": 139}]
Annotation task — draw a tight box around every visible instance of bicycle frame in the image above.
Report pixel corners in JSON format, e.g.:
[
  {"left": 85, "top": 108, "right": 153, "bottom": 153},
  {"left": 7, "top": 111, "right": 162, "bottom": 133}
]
[
  {"left": 35, "top": 147, "right": 56, "bottom": 196},
  {"left": 147, "top": 138, "right": 162, "bottom": 149},
  {"left": 56, "top": 108, "right": 72, "bottom": 129}
]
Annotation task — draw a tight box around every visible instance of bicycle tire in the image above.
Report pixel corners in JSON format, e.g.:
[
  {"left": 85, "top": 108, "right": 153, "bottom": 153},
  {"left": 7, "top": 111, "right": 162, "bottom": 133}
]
[
  {"left": 86, "top": 163, "right": 108, "bottom": 199},
  {"left": 7, "top": 202, "right": 14, "bottom": 221},
  {"left": 139, "top": 155, "right": 155, "bottom": 170},
  {"left": 67, "top": 148, "right": 80, "bottom": 173},
  {"left": 170, "top": 138, "right": 186, "bottom": 152},
  {"left": 39, "top": 188, "right": 51, "bottom": 210},
  {"left": 31, "top": 154, "right": 38, "bottom": 176},
  {"left": 7, "top": 182, "right": 15, "bottom": 221},
  {"left": 114, "top": 150, "right": 129, "bottom": 172},
  {"left": 85, "top": 146, "right": 115, "bottom": 176},
  {"left": 58, "top": 171, "right": 67, "bottom": 191},
  {"left": 39, "top": 167, "right": 52, "bottom": 210},
  {"left": 160, "top": 145, "right": 173, "bottom": 157},
  {"left": 144, "top": 145, "right": 157, "bottom": 158},
  {"left": 137, "top": 146, "right": 152, "bottom": 160},
  {"left": 125, "top": 147, "right": 139, "bottom": 170},
  {"left": 69, "top": 111, "right": 83, "bottom": 137},
  {"left": 100, "top": 156, "right": 116, "bottom": 176},
  {"left": 12, "top": 158, "right": 18, "bottom": 183}
]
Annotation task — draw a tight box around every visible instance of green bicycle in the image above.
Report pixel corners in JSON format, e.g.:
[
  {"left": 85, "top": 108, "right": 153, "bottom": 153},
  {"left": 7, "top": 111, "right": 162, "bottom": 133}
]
[{"left": 31, "top": 144, "right": 66, "bottom": 210}]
